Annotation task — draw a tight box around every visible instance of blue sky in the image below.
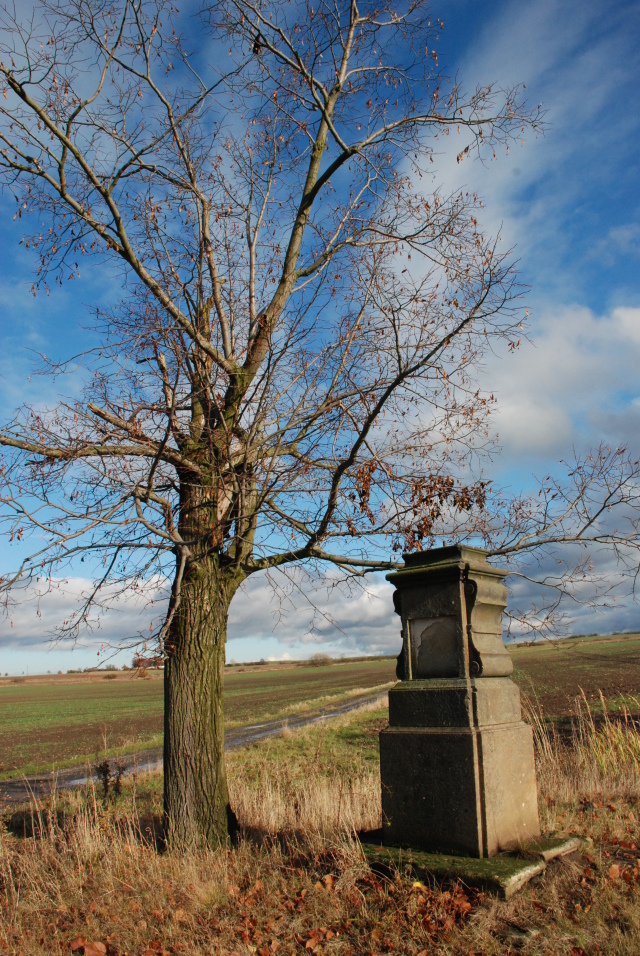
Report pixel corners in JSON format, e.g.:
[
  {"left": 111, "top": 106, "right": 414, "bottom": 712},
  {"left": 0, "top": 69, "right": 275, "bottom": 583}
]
[{"left": 1, "top": 0, "right": 639, "bottom": 673}]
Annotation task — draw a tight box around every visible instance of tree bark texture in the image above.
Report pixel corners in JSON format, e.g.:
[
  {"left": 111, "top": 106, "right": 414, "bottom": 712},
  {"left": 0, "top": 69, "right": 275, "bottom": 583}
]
[{"left": 163, "top": 482, "right": 242, "bottom": 848}]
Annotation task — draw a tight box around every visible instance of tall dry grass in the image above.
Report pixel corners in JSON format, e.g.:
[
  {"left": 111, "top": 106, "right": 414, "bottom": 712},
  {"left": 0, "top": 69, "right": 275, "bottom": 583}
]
[
  {"left": 230, "top": 763, "right": 380, "bottom": 836},
  {"left": 523, "top": 690, "right": 640, "bottom": 807},
  {"left": 0, "top": 769, "right": 384, "bottom": 956},
  {"left": 228, "top": 703, "right": 383, "bottom": 836}
]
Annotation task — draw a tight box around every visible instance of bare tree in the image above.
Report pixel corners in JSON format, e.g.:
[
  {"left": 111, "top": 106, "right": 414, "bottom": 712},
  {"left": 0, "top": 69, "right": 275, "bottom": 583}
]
[
  {"left": 0, "top": 0, "right": 591, "bottom": 848},
  {"left": 487, "top": 445, "right": 640, "bottom": 638}
]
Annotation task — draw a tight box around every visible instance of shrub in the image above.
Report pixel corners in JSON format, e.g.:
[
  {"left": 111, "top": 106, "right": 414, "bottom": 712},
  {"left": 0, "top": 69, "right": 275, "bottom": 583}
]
[{"left": 310, "top": 653, "right": 333, "bottom": 667}]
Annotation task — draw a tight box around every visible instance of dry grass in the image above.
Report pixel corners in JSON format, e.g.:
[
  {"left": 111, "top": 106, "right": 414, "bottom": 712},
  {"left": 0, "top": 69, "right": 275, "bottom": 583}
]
[
  {"left": 0, "top": 774, "right": 473, "bottom": 956},
  {"left": 229, "top": 701, "right": 385, "bottom": 837},
  {"left": 2, "top": 694, "right": 640, "bottom": 955},
  {"left": 456, "top": 693, "right": 640, "bottom": 956},
  {"left": 231, "top": 759, "right": 380, "bottom": 838},
  {"left": 524, "top": 690, "right": 640, "bottom": 813}
]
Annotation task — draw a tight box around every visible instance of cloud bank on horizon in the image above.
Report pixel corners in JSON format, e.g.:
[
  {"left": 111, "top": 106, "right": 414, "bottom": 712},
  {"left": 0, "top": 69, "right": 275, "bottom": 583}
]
[{"left": 0, "top": 0, "right": 639, "bottom": 671}]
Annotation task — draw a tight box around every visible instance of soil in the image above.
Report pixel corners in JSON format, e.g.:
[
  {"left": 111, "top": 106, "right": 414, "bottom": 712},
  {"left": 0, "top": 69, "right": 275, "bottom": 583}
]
[
  {"left": 0, "top": 714, "right": 163, "bottom": 777},
  {"left": 510, "top": 635, "right": 640, "bottom": 719}
]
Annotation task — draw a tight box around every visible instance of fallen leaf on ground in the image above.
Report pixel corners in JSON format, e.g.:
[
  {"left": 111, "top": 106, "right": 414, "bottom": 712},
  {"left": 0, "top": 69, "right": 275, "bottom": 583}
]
[
  {"left": 608, "top": 864, "right": 621, "bottom": 880},
  {"left": 69, "top": 938, "right": 86, "bottom": 952},
  {"left": 371, "top": 927, "right": 383, "bottom": 943},
  {"left": 84, "top": 944, "right": 106, "bottom": 956}
]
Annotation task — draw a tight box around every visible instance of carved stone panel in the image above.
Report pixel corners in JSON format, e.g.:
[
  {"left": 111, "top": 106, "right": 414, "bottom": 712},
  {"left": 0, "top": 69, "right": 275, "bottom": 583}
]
[{"left": 409, "top": 617, "right": 459, "bottom": 678}]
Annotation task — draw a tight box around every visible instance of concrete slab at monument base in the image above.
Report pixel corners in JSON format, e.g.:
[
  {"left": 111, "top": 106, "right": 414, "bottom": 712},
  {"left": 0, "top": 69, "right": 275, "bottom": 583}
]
[{"left": 360, "top": 834, "right": 581, "bottom": 899}]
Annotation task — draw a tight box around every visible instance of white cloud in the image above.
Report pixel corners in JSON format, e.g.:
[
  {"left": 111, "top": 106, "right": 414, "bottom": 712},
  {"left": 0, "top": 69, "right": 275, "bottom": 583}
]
[
  {"left": 615, "top": 307, "right": 640, "bottom": 346},
  {"left": 399, "top": 0, "right": 640, "bottom": 483},
  {"left": 591, "top": 226, "right": 640, "bottom": 268},
  {"left": 505, "top": 538, "right": 640, "bottom": 639},
  {"left": 426, "top": 0, "right": 640, "bottom": 303},
  {"left": 480, "top": 305, "right": 640, "bottom": 471},
  {"left": 228, "top": 569, "right": 399, "bottom": 657},
  {"left": 0, "top": 576, "right": 168, "bottom": 650}
]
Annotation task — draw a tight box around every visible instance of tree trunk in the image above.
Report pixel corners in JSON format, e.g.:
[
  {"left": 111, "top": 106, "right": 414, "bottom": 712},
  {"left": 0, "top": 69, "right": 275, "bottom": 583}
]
[{"left": 163, "top": 544, "right": 242, "bottom": 849}]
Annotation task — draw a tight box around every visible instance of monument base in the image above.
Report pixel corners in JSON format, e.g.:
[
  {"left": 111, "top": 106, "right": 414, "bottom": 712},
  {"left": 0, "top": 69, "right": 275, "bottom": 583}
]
[
  {"left": 380, "top": 678, "right": 540, "bottom": 858},
  {"left": 360, "top": 834, "right": 581, "bottom": 899}
]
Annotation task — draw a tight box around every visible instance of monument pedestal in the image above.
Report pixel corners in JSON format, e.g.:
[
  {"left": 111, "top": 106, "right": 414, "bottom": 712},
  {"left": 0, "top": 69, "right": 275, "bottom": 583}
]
[
  {"left": 381, "top": 546, "right": 540, "bottom": 859},
  {"left": 380, "top": 679, "right": 539, "bottom": 857}
]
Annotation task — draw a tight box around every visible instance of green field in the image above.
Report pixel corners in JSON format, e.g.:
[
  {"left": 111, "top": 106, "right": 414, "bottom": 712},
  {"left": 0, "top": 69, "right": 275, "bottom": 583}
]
[
  {"left": 2, "top": 633, "right": 639, "bottom": 780},
  {"left": 0, "top": 658, "right": 396, "bottom": 779}
]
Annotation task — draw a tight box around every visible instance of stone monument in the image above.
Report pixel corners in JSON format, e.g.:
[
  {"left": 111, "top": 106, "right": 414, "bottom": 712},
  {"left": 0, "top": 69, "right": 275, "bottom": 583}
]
[{"left": 379, "top": 544, "right": 540, "bottom": 858}]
